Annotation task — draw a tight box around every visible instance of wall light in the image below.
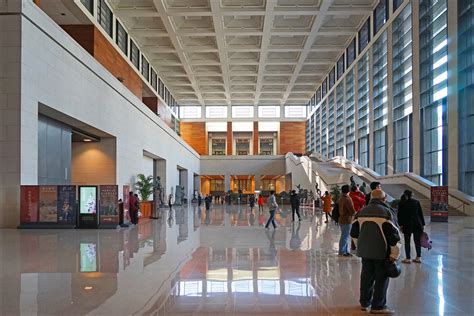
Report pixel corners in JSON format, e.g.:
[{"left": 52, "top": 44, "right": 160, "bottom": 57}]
[
  {"left": 84, "top": 286, "right": 93, "bottom": 290},
  {"left": 83, "top": 139, "right": 92, "bottom": 142}
]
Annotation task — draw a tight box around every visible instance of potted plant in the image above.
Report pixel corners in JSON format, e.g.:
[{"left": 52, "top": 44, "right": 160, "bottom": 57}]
[
  {"left": 330, "top": 184, "right": 341, "bottom": 204},
  {"left": 135, "top": 174, "right": 154, "bottom": 218}
]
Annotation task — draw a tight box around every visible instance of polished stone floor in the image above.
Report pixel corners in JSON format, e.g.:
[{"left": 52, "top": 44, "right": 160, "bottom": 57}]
[{"left": 0, "top": 204, "right": 473, "bottom": 315}]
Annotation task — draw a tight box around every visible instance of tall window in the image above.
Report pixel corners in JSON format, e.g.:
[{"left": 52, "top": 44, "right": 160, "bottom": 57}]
[
  {"left": 458, "top": 0, "right": 474, "bottom": 195},
  {"left": 151, "top": 69, "right": 157, "bottom": 91},
  {"left": 97, "top": 0, "right": 113, "bottom": 37},
  {"left": 130, "top": 40, "right": 140, "bottom": 70},
  {"left": 315, "top": 106, "right": 321, "bottom": 154},
  {"left": 359, "top": 18, "right": 370, "bottom": 53},
  {"left": 372, "top": 31, "right": 388, "bottom": 175},
  {"left": 322, "top": 78, "right": 327, "bottom": 98},
  {"left": 329, "top": 67, "right": 336, "bottom": 90},
  {"left": 321, "top": 100, "right": 328, "bottom": 157},
  {"left": 357, "top": 53, "right": 370, "bottom": 167},
  {"left": 316, "top": 88, "right": 322, "bottom": 104},
  {"left": 206, "top": 106, "right": 228, "bottom": 119},
  {"left": 345, "top": 69, "right": 356, "bottom": 161},
  {"left": 392, "top": 4, "right": 413, "bottom": 173},
  {"left": 327, "top": 93, "right": 335, "bottom": 158},
  {"left": 335, "top": 84, "right": 345, "bottom": 156},
  {"left": 179, "top": 106, "right": 201, "bottom": 119},
  {"left": 116, "top": 21, "right": 128, "bottom": 55},
  {"left": 285, "top": 106, "right": 306, "bottom": 118},
  {"left": 210, "top": 180, "right": 225, "bottom": 192},
  {"left": 346, "top": 38, "right": 356, "bottom": 67},
  {"left": 393, "top": 0, "right": 404, "bottom": 12},
  {"left": 337, "top": 54, "right": 345, "bottom": 80},
  {"left": 80, "top": 0, "right": 93, "bottom": 14},
  {"left": 141, "top": 56, "right": 149, "bottom": 81},
  {"left": 374, "top": 0, "right": 388, "bottom": 35},
  {"left": 419, "top": 0, "right": 448, "bottom": 185}
]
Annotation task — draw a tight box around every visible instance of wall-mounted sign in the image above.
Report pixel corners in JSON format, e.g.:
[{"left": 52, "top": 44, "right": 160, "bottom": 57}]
[
  {"left": 20, "top": 186, "right": 39, "bottom": 223},
  {"left": 99, "top": 185, "right": 119, "bottom": 227},
  {"left": 431, "top": 186, "right": 448, "bottom": 222},
  {"left": 57, "top": 185, "right": 76, "bottom": 224},
  {"left": 39, "top": 185, "right": 58, "bottom": 222}
]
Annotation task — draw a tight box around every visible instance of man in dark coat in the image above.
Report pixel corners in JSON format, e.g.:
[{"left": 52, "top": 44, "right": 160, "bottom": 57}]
[{"left": 290, "top": 190, "right": 301, "bottom": 222}]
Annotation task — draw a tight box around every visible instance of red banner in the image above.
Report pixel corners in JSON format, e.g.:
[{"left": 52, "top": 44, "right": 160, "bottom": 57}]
[
  {"left": 20, "top": 186, "right": 39, "bottom": 223},
  {"left": 431, "top": 186, "right": 448, "bottom": 222}
]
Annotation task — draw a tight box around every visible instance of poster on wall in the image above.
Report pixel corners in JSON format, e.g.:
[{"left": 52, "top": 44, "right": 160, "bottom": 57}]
[
  {"left": 99, "top": 185, "right": 119, "bottom": 226},
  {"left": 80, "top": 243, "right": 97, "bottom": 272},
  {"left": 80, "top": 186, "right": 97, "bottom": 214},
  {"left": 20, "top": 186, "right": 39, "bottom": 223},
  {"left": 39, "top": 186, "right": 58, "bottom": 222},
  {"left": 431, "top": 186, "right": 448, "bottom": 222},
  {"left": 57, "top": 185, "right": 76, "bottom": 224}
]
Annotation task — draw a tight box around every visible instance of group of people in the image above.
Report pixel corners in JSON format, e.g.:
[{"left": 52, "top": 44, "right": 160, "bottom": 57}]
[
  {"left": 320, "top": 181, "right": 426, "bottom": 314},
  {"left": 128, "top": 192, "right": 141, "bottom": 225}
]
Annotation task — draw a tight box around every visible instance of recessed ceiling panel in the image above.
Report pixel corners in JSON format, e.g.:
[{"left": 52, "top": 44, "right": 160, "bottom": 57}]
[
  {"left": 223, "top": 16, "right": 264, "bottom": 31},
  {"left": 272, "top": 15, "right": 314, "bottom": 31}
]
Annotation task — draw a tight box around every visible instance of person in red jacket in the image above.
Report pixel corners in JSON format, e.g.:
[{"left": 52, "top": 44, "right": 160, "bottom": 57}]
[
  {"left": 258, "top": 195, "right": 264, "bottom": 213},
  {"left": 350, "top": 185, "right": 366, "bottom": 213}
]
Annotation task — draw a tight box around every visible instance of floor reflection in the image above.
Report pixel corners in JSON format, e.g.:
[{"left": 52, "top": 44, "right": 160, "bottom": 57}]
[{"left": 0, "top": 204, "right": 473, "bottom": 315}]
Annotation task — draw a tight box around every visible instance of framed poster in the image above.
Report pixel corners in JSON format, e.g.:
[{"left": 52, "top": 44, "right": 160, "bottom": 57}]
[
  {"left": 431, "top": 186, "right": 448, "bottom": 222},
  {"left": 39, "top": 185, "right": 58, "bottom": 222},
  {"left": 80, "top": 243, "right": 98, "bottom": 272},
  {"left": 78, "top": 186, "right": 98, "bottom": 228},
  {"left": 99, "top": 185, "right": 119, "bottom": 227},
  {"left": 20, "top": 186, "right": 39, "bottom": 223},
  {"left": 57, "top": 185, "right": 76, "bottom": 224}
]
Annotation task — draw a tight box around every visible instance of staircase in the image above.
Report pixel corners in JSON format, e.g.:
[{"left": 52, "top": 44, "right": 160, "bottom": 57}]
[{"left": 305, "top": 154, "right": 473, "bottom": 217}]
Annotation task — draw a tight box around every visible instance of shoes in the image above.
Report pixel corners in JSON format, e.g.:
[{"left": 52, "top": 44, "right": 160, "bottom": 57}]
[
  {"left": 325, "top": 220, "right": 329, "bottom": 223},
  {"left": 401, "top": 259, "right": 411, "bottom": 264},
  {"left": 343, "top": 253, "right": 353, "bottom": 257},
  {"left": 299, "top": 218, "right": 301, "bottom": 221},
  {"left": 370, "top": 308, "right": 395, "bottom": 314},
  {"left": 361, "top": 306, "right": 371, "bottom": 312},
  {"left": 413, "top": 257, "right": 422, "bottom": 263}
]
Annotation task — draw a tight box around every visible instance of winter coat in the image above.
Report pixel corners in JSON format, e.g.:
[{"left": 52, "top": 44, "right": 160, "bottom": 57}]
[
  {"left": 290, "top": 193, "right": 300, "bottom": 208},
  {"left": 397, "top": 198, "right": 425, "bottom": 233},
  {"left": 338, "top": 195, "right": 355, "bottom": 225},
  {"left": 351, "top": 199, "right": 401, "bottom": 260}
]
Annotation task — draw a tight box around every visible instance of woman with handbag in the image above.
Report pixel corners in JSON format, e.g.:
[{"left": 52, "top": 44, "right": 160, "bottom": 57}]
[{"left": 398, "top": 190, "right": 425, "bottom": 264}]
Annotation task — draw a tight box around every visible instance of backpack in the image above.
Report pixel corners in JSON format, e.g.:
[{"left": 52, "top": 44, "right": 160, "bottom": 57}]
[
  {"left": 331, "top": 202, "right": 340, "bottom": 223},
  {"left": 420, "top": 232, "right": 432, "bottom": 250}
]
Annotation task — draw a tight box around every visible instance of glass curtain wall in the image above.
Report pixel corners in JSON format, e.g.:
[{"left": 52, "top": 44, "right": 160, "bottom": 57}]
[
  {"left": 335, "top": 84, "right": 345, "bottom": 156},
  {"left": 315, "top": 106, "right": 321, "bottom": 154},
  {"left": 357, "top": 53, "right": 370, "bottom": 167},
  {"left": 372, "top": 31, "right": 388, "bottom": 175},
  {"left": 328, "top": 93, "right": 335, "bottom": 158},
  {"left": 458, "top": 0, "right": 474, "bottom": 195},
  {"left": 419, "top": 0, "right": 448, "bottom": 185},
  {"left": 392, "top": 3, "right": 413, "bottom": 173},
  {"left": 345, "top": 69, "right": 356, "bottom": 161},
  {"left": 321, "top": 100, "right": 328, "bottom": 157}
]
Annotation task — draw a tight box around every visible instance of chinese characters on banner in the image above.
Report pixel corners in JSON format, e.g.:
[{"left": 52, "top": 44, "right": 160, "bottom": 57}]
[
  {"left": 57, "top": 185, "right": 76, "bottom": 224},
  {"left": 20, "top": 186, "right": 39, "bottom": 223},
  {"left": 99, "top": 185, "right": 119, "bottom": 225},
  {"left": 39, "top": 185, "right": 58, "bottom": 222},
  {"left": 431, "top": 186, "right": 448, "bottom": 222}
]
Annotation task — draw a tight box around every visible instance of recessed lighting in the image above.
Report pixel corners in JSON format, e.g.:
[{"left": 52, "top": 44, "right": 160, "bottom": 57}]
[
  {"left": 84, "top": 286, "right": 93, "bottom": 290},
  {"left": 83, "top": 139, "right": 92, "bottom": 142}
]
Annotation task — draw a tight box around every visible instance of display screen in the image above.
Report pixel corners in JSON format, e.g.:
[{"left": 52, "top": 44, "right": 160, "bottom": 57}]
[
  {"left": 80, "top": 243, "right": 97, "bottom": 272},
  {"left": 80, "top": 186, "right": 97, "bottom": 214}
]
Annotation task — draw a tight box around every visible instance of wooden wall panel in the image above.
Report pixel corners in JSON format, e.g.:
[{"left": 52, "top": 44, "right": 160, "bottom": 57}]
[
  {"left": 279, "top": 121, "right": 306, "bottom": 155},
  {"left": 227, "top": 122, "right": 233, "bottom": 155},
  {"left": 93, "top": 28, "right": 143, "bottom": 99},
  {"left": 61, "top": 25, "right": 143, "bottom": 99},
  {"left": 61, "top": 25, "right": 94, "bottom": 55},
  {"left": 253, "top": 121, "right": 259, "bottom": 155},
  {"left": 142, "top": 97, "right": 158, "bottom": 113},
  {"left": 180, "top": 122, "right": 207, "bottom": 155}
]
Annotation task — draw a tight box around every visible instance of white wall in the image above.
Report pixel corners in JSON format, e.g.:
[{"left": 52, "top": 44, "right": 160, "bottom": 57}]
[
  {"left": 141, "top": 155, "right": 154, "bottom": 180},
  {"left": 0, "top": 0, "right": 200, "bottom": 227}
]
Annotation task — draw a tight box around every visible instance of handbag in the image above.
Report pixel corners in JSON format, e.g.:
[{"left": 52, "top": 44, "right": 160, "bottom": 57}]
[
  {"left": 420, "top": 232, "right": 432, "bottom": 250},
  {"left": 385, "top": 259, "right": 402, "bottom": 278}
]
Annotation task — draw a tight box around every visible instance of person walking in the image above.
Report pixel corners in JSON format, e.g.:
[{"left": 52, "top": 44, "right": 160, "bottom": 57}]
[
  {"left": 338, "top": 185, "right": 355, "bottom": 256},
  {"left": 168, "top": 193, "right": 173, "bottom": 210},
  {"left": 265, "top": 190, "right": 278, "bottom": 229},
  {"left": 290, "top": 190, "right": 301, "bottom": 222},
  {"left": 350, "top": 186, "right": 366, "bottom": 213},
  {"left": 350, "top": 189, "right": 401, "bottom": 314},
  {"left": 205, "top": 194, "right": 212, "bottom": 211},
  {"left": 198, "top": 193, "right": 202, "bottom": 207},
  {"left": 321, "top": 191, "right": 332, "bottom": 223},
  {"left": 397, "top": 190, "right": 425, "bottom": 264},
  {"left": 249, "top": 194, "right": 256, "bottom": 211},
  {"left": 258, "top": 194, "right": 264, "bottom": 213}
]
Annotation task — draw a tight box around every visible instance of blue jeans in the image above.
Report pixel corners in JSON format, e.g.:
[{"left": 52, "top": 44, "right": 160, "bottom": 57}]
[
  {"left": 265, "top": 210, "right": 276, "bottom": 228},
  {"left": 360, "top": 258, "right": 389, "bottom": 309},
  {"left": 339, "top": 223, "right": 351, "bottom": 254}
]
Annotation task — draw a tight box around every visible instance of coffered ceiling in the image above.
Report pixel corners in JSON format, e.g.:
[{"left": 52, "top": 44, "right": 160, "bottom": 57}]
[{"left": 109, "top": 0, "right": 377, "bottom": 107}]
